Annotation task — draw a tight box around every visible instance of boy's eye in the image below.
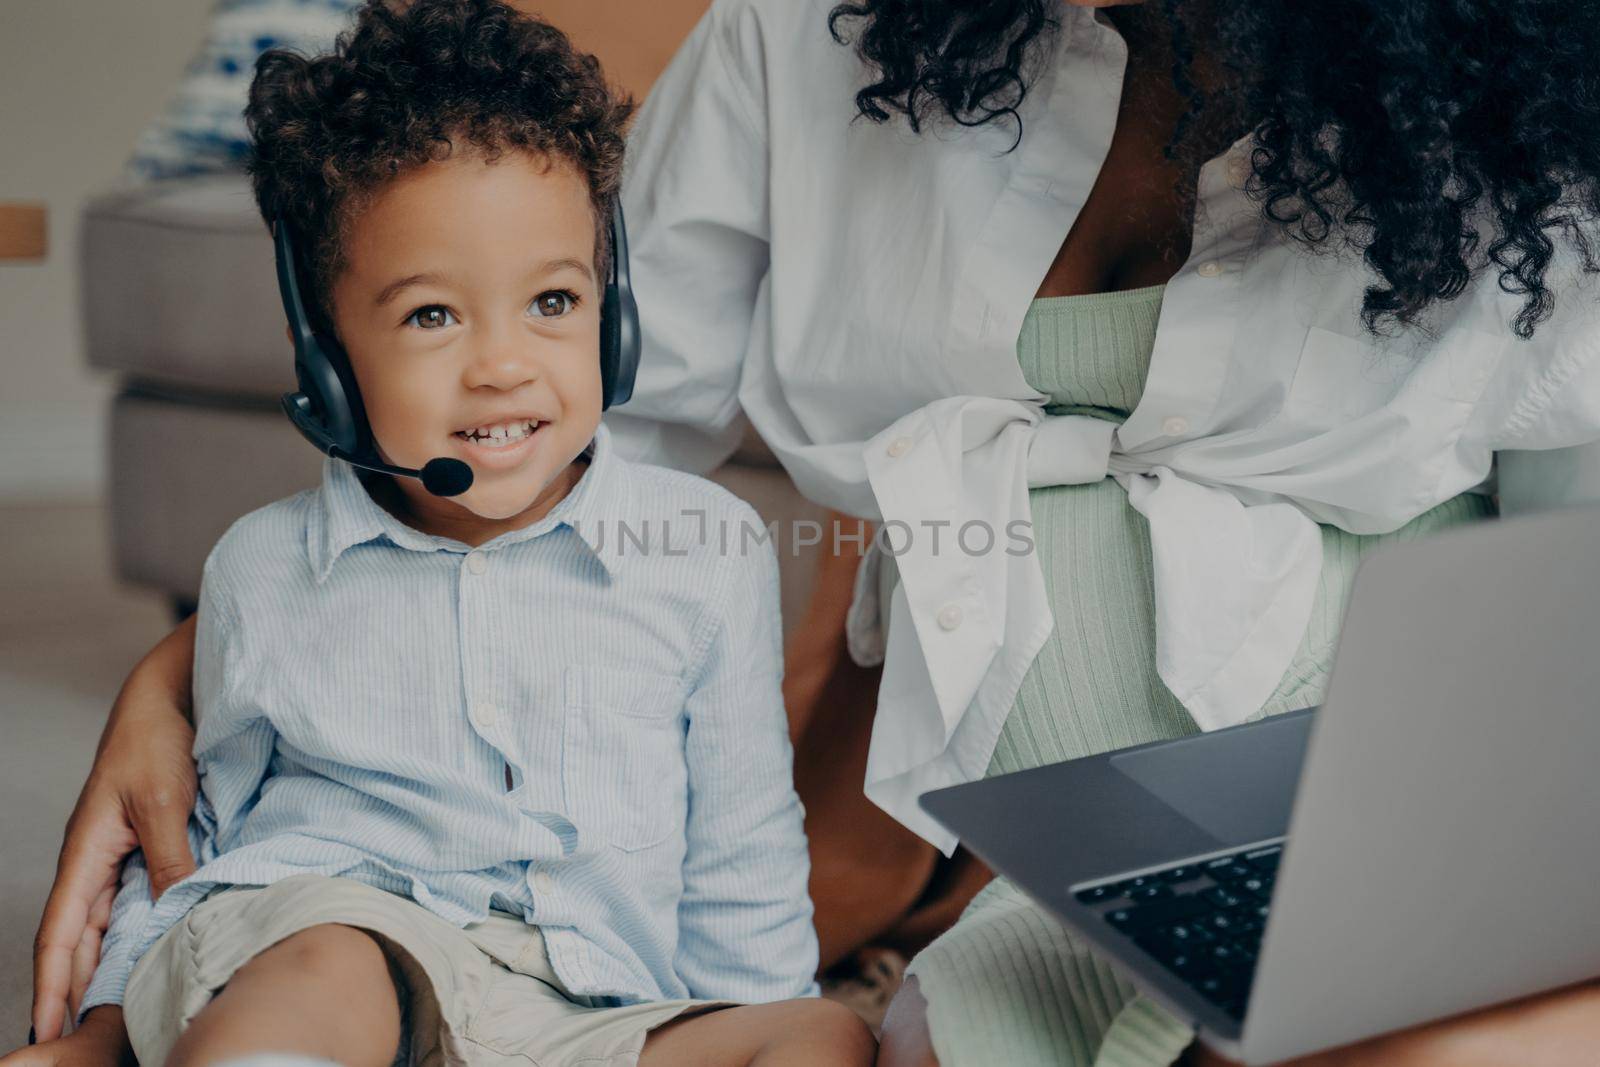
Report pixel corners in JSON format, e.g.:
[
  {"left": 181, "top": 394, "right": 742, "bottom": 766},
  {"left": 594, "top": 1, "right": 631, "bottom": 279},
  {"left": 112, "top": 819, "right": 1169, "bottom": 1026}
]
[
  {"left": 405, "top": 306, "right": 456, "bottom": 330},
  {"left": 530, "top": 290, "right": 577, "bottom": 319}
]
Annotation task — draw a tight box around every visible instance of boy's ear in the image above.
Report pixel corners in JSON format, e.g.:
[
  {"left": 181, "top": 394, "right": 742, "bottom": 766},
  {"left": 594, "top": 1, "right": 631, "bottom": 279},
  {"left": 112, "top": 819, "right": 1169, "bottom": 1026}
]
[{"left": 285, "top": 324, "right": 295, "bottom": 349}]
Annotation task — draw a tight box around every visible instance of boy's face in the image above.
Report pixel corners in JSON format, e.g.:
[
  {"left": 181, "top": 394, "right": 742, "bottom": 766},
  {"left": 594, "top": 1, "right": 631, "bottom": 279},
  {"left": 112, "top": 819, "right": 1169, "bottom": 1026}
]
[{"left": 330, "top": 147, "right": 604, "bottom": 526}]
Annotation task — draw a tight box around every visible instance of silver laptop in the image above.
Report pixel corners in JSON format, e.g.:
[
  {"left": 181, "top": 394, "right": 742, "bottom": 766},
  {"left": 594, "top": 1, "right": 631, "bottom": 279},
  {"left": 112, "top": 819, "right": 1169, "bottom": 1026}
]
[{"left": 919, "top": 503, "right": 1600, "bottom": 1065}]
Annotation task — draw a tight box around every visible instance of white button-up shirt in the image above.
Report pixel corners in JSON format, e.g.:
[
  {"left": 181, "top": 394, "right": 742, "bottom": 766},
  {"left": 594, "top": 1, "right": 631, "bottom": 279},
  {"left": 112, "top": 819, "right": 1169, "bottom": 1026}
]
[{"left": 609, "top": 0, "right": 1600, "bottom": 851}]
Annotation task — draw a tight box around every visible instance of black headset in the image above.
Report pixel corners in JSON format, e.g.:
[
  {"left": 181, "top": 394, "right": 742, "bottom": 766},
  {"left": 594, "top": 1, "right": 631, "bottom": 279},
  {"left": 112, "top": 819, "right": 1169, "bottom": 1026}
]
[{"left": 272, "top": 203, "right": 641, "bottom": 497}]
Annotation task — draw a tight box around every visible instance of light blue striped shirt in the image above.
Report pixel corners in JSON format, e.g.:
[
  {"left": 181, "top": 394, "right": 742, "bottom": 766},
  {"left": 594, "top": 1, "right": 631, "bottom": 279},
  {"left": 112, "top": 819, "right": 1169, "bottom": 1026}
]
[{"left": 83, "top": 424, "right": 818, "bottom": 1015}]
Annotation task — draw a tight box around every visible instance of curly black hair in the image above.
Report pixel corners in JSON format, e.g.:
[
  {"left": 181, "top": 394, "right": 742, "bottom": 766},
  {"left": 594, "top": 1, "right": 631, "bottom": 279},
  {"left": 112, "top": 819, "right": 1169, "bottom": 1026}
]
[
  {"left": 246, "top": 0, "right": 632, "bottom": 317},
  {"left": 829, "top": 0, "right": 1600, "bottom": 340}
]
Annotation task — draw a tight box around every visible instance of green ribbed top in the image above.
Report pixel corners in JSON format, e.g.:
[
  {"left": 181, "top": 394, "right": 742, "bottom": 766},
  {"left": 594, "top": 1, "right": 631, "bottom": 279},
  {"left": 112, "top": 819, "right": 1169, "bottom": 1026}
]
[
  {"left": 990, "top": 280, "right": 1493, "bottom": 774},
  {"left": 1016, "top": 282, "right": 1166, "bottom": 419}
]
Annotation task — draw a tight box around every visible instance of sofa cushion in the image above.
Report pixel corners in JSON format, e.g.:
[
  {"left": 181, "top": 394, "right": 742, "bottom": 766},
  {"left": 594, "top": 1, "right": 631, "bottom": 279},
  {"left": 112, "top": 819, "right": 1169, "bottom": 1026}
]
[
  {"left": 109, "top": 391, "right": 322, "bottom": 598},
  {"left": 83, "top": 176, "right": 291, "bottom": 399}
]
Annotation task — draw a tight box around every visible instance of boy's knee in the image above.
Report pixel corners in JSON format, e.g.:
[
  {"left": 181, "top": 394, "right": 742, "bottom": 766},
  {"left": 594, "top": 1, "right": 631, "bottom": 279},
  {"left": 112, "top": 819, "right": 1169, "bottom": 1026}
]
[
  {"left": 264, "top": 923, "right": 391, "bottom": 981},
  {"left": 785, "top": 999, "right": 877, "bottom": 1060},
  {"left": 170, "top": 923, "right": 401, "bottom": 1067}
]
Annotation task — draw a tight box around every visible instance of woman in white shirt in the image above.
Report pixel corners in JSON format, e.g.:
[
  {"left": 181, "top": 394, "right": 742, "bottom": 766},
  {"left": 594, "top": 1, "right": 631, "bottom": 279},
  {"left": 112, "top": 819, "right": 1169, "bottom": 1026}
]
[
  {"left": 609, "top": 0, "right": 1600, "bottom": 1063},
  {"left": 34, "top": 0, "right": 1600, "bottom": 1063}
]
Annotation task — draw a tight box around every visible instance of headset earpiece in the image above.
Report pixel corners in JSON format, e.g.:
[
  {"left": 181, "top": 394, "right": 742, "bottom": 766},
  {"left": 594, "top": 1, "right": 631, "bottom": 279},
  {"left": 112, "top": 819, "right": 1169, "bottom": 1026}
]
[
  {"left": 601, "top": 201, "right": 641, "bottom": 410},
  {"left": 273, "top": 220, "right": 372, "bottom": 459}
]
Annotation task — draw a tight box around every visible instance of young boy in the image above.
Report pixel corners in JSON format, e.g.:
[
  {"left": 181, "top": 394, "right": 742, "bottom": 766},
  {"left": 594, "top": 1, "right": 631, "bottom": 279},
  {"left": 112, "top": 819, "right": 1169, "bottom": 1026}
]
[{"left": 13, "top": 2, "right": 872, "bottom": 1065}]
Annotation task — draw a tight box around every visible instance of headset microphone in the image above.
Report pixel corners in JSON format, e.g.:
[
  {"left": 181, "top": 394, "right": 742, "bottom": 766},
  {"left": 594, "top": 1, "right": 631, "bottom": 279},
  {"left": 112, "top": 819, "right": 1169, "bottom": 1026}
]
[
  {"left": 329, "top": 448, "right": 473, "bottom": 498},
  {"left": 278, "top": 381, "right": 476, "bottom": 498}
]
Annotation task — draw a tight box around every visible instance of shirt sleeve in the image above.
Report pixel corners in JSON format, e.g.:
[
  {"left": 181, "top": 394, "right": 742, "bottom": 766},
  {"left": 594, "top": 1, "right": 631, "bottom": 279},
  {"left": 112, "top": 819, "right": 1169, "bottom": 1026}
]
[
  {"left": 603, "top": 0, "right": 772, "bottom": 474},
  {"left": 1480, "top": 292, "right": 1600, "bottom": 514},
  {"left": 674, "top": 507, "right": 819, "bottom": 1001},
  {"left": 1490, "top": 297, "right": 1600, "bottom": 453},
  {"left": 79, "top": 553, "right": 276, "bottom": 1016},
  {"left": 1497, "top": 441, "right": 1600, "bottom": 515}
]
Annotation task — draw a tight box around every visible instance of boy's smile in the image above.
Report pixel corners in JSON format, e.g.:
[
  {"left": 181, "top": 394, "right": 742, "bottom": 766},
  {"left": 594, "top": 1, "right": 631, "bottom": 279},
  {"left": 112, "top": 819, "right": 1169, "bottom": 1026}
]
[{"left": 328, "top": 144, "right": 605, "bottom": 544}]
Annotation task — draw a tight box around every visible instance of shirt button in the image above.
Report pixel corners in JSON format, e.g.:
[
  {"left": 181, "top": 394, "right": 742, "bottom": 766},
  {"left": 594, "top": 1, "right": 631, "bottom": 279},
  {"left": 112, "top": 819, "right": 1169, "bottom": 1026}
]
[
  {"left": 1197, "top": 260, "right": 1224, "bottom": 278},
  {"left": 936, "top": 603, "right": 964, "bottom": 631},
  {"left": 534, "top": 871, "right": 555, "bottom": 895},
  {"left": 886, "top": 436, "right": 913, "bottom": 459},
  {"left": 465, "top": 551, "right": 488, "bottom": 575},
  {"left": 473, "top": 702, "right": 499, "bottom": 727},
  {"left": 1162, "top": 416, "right": 1190, "bottom": 436}
]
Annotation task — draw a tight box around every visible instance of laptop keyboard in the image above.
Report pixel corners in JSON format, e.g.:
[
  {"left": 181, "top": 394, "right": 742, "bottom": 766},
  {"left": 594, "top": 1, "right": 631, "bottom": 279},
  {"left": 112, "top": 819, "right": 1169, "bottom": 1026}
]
[{"left": 1073, "top": 844, "right": 1283, "bottom": 1021}]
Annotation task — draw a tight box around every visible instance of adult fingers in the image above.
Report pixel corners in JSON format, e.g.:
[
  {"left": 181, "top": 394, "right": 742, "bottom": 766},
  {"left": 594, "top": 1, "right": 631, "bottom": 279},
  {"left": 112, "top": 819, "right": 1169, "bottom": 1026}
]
[
  {"left": 66, "top": 930, "right": 97, "bottom": 1031},
  {"left": 127, "top": 785, "right": 195, "bottom": 899},
  {"left": 31, "top": 813, "right": 128, "bottom": 1044},
  {"left": 65, "top": 884, "right": 112, "bottom": 1027}
]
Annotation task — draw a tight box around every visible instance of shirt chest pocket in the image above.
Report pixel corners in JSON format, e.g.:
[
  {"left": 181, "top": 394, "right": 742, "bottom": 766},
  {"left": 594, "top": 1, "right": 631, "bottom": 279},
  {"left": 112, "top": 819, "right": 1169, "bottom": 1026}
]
[
  {"left": 562, "top": 665, "right": 688, "bottom": 853},
  {"left": 1277, "top": 325, "right": 1503, "bottom": 431}
]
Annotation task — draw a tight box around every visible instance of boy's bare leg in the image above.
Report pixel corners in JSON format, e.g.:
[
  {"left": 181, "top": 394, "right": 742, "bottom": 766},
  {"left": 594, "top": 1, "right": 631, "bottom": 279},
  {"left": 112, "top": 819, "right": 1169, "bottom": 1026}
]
[
  {"left": 641, "top": 999, "right": 876, "bottom": 1067},
  {"left": 167, "top": 924, "right": 402, "bottom": 1067}
]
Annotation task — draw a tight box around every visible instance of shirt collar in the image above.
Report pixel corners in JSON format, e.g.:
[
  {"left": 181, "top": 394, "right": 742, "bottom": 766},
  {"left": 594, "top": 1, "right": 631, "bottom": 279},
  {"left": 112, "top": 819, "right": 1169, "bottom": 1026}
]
[{"left": 307, "top": 422, "right": 633, "bottom": 582}]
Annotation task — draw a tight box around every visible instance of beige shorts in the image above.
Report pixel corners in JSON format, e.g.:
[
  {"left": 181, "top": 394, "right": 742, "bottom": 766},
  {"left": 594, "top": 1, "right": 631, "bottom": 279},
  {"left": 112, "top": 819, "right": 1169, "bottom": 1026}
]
[{"left": 124, "top": 874, "right": 735, "bottom": 1067}]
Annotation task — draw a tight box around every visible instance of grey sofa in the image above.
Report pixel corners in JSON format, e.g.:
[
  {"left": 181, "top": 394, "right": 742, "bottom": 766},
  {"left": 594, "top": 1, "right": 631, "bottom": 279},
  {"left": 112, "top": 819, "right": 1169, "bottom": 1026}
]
[{"left": 81, "top": 174, "right": 827, "bottom": 629}]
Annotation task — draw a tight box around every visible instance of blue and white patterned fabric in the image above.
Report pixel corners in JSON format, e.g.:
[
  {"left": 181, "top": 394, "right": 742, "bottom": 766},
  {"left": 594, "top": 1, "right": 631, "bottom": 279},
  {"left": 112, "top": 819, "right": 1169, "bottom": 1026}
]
[
  {"left": 127, "top": 0, "right": 361, "bottom": 181},
  {"left": 81, "top": 424, "right": 819, "bottom": 1016}
]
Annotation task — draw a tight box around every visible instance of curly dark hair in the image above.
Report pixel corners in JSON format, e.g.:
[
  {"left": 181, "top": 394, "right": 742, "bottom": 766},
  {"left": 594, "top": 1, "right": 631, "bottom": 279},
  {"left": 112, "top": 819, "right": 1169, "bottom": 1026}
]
[
  {"left": 246, "top": 0, "right": 632, "bottom": 318},
  {"left": 829, "top": 0, "right": 1600, "bottom": 340}
]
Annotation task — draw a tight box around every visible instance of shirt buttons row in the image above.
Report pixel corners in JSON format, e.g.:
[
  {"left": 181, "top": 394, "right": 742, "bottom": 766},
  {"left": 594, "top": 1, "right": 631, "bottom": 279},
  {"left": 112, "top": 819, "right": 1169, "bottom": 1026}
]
[
  {"left": 1162, "top": 416, "right": 1190, "bottom": 436},
  {"left": 473, "top": 702, "right": 499, "bottom": 727},
  {"left": 937, "top": 603, "right": 964, "bottom": 631},
  {"left": 1196, "top": 260, "right": 1224, "bottom": 278},
  {"left": 465, "top": 551, "right": 489, "bottom": 575},
  {"left": 533, "top": 870, "right": 555, "bottom": 895},
  {"left": 886, "top": 436, "right": 913, "bottom": 459}
]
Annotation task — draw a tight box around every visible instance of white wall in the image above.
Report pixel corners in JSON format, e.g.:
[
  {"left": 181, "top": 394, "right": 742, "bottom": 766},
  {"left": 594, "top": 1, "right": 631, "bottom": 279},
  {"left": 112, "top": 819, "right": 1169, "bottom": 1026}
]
[{"left": 0, "top": 0, "right": 213, "bottom": 501}]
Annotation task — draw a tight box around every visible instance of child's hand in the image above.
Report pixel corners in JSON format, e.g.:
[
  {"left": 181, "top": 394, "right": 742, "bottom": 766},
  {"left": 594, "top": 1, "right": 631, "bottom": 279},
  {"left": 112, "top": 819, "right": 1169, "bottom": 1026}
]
[{"left": 0, "top": 1007, "right": 132, "bottom": 1067}]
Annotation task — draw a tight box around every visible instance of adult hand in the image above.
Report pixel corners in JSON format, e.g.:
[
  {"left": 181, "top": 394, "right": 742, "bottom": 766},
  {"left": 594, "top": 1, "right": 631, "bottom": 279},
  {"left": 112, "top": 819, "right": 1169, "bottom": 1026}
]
[
  {"left": 0, "top": 1006, "right": 132, "bottom": 1067},
  {"left": 31, "top": 618, "right": 199, "bottom": 1043}
]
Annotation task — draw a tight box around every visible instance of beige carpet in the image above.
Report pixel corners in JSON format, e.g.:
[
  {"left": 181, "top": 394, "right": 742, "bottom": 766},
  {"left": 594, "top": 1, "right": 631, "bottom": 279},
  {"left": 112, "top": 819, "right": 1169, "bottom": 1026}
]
[{"left": 0, "top": 502, "right": 170, "bottom": 1048}]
